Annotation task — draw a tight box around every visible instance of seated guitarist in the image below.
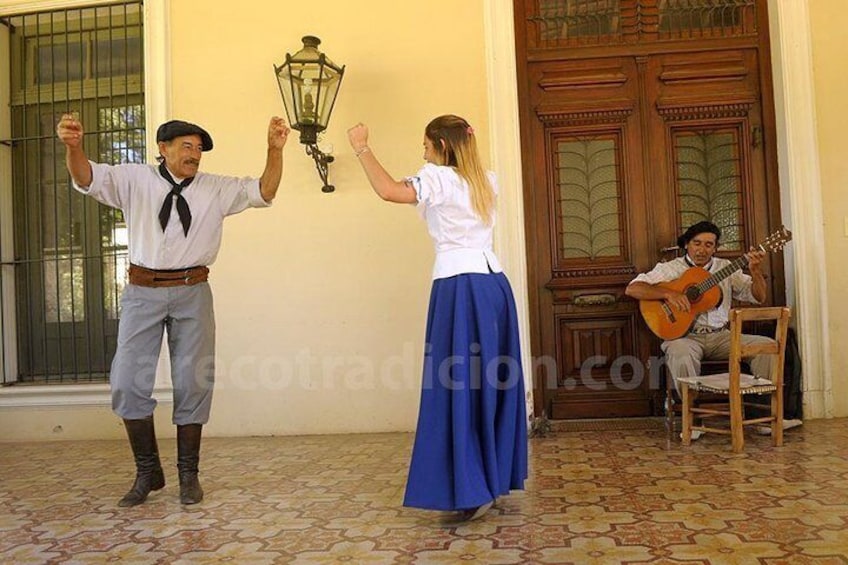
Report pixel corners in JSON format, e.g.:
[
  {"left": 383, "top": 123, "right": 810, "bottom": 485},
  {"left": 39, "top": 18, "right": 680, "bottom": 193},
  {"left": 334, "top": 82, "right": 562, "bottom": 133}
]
[{"left": 625, "top": 221, "right": 776, "bottom": 426}]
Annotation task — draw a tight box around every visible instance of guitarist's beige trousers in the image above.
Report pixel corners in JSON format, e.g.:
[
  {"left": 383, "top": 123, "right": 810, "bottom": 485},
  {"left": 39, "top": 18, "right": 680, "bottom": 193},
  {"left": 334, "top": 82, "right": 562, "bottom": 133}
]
[{"left": 661, "top": 331, "right": 775, "bottom": 392}]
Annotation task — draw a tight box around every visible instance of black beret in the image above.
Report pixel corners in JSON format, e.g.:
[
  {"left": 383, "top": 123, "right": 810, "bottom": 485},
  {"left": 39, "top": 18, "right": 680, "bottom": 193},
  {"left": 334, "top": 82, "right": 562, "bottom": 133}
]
[
  {"left": 677, "top": 221, "right": 721, "bottom": 249},
  {"left": 156, "top": 120, "right": 213, "bottom": 151}
]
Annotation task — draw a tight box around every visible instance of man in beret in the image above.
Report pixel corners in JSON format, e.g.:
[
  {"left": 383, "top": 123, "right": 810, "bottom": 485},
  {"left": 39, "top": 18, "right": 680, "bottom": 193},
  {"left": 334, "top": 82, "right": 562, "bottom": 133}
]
[
  {"left": 56, "top": 114, "right": 290, "bottom": 506},
  {"left": 625, "top": 221, "right": 773, "bottom": 439}
]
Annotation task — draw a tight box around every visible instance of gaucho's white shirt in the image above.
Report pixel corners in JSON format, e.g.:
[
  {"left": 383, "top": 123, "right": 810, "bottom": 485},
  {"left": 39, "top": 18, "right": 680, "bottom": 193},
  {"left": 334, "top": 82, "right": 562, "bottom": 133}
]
[
  {"left": 629, "top": 255, "right": 759, "bottom": 332},
  {"left": 405, "top": 163, "right": 503, "bottom": 280},
  {"left": 74, "top": 161, "right": 269, "bottom": 269}
]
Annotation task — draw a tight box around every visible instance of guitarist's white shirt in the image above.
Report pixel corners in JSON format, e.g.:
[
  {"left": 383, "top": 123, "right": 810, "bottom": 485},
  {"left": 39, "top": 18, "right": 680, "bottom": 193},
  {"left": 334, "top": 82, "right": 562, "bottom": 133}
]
[{"left": 630, "top": 256, "right": 760, "bottom": 332}]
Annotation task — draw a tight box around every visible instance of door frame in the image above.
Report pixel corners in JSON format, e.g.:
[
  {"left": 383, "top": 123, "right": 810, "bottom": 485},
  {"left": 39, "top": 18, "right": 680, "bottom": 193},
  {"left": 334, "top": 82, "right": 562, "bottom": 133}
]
[
  {"left": 0, "top": 0, "right": 170, "bottom": 400},
  {"left": 482, "top": 0, "right": 831, "bottom": 420}
]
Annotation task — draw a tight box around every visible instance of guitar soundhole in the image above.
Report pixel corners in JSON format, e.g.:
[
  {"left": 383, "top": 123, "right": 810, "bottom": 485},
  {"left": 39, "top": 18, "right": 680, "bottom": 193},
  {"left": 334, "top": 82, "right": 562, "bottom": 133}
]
[{"left": 685, "top": 286, "right": 701, "bottom": 302}]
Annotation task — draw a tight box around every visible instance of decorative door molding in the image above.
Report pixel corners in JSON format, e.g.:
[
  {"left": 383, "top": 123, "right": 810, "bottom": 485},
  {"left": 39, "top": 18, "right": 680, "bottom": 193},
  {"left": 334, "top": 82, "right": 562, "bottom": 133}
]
[{"left": 485, "top": 0, "right": 831, "bottom": 419}]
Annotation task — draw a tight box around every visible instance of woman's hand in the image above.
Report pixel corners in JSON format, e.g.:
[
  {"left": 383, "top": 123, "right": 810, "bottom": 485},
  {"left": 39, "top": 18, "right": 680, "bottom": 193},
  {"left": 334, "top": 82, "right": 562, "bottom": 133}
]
[{"left": 347, "top": 123, "right": 369, "bottom": 153}]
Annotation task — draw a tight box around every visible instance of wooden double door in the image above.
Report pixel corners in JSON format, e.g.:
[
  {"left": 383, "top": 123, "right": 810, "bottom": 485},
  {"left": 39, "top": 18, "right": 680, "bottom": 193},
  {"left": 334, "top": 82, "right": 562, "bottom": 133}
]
[{"left": 515, "top": 1, "right": 785, "bottom": 419}]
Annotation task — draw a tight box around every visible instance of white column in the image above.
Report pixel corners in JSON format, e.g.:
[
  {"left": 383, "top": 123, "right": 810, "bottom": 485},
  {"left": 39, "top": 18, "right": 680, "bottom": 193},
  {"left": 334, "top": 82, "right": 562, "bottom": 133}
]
[
  {"left": 483, "top": 0, "right": 535, "bottom": 415},
  {"left": 144, "top": 0, "right": 170, "bottom": 160},
  {"left": 767, "top": 0, "right": 832, "bottom": 418}
]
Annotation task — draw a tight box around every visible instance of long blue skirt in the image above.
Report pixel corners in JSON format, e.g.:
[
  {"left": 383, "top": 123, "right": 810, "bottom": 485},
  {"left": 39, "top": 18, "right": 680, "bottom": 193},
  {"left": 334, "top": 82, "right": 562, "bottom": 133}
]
[{"left": 403, "top": 272, "right": 528, "bottom": 511}]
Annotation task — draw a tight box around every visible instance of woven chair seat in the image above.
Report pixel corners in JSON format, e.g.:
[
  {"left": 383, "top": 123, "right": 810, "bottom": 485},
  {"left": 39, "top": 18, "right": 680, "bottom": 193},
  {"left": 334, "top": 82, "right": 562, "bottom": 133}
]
[{"left": 677, "top": 373, "right": 778, "bottom": 395}]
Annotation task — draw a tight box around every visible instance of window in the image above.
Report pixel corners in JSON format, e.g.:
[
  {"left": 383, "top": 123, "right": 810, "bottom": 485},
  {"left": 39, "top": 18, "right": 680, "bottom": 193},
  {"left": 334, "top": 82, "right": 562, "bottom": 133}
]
[
  {"left": 0, "top": 2, "right": 144, "bottom": 384},
  {"left": 555, "top": 135, "right": 624, "bottom": 261},
  {"left": 528, "top": 0, "right": 758, "bottom": 47},
  {"left": 673, "top": 128, "right": 744, "bottom": 250}
]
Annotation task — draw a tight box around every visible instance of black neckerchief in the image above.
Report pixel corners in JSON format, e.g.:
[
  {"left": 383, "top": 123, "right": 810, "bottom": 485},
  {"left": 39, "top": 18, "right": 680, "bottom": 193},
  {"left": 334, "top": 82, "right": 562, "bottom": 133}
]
[{"left": 158, "top": 162, "right": 194, "bottom": 236}]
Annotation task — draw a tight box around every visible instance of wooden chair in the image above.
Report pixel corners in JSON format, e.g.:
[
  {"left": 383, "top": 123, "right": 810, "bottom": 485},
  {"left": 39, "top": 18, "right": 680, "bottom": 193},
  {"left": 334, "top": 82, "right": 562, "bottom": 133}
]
[
  {"left": 678, "top": 306, "right": 791, "bottom": 453},
  {"left": 664, "top": 359, "right": 730, "bottom": 430}
]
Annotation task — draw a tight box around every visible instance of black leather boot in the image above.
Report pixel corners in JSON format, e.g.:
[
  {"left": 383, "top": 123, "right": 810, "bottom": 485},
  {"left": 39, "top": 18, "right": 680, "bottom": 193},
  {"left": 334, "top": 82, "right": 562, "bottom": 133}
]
[
  {"left": 118, "top": 416, "right": 165, "bottom": 507},
  {"left": 177, "top": 424, "right": 204, "bottom": 504}
]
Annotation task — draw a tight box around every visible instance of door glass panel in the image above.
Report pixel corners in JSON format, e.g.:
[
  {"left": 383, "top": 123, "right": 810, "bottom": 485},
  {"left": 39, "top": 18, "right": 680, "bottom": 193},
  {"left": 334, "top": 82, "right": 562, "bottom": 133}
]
[
  {"left": 43, "top": 256, "right": 85, "bottom": 324},
  {"left": 37, "top": 41, "right": 86, "bottom": 83},
  {"left": 40, "top": 114, "right": 86, "bottom": 323},
  {"left": 659, "top": 0, "right": 757, "bottom": 37},
  {"left": 556, "top": 136, "right": 623, "bottom": 260},
  {"left": 4, "top": 2, "right": 144, "bottom": 383},
  {"left": 536, "top": 0, "right": 621, "bottom": 41},
  {"left": 528, "top": 0, "right": 757, "bottom": 46},
  {"left": 98, "top": 105, "right": 143, "bottom": 319},
  {"left": 674, "top": 129, "right": 743, "bottom": 250},
  {"left": 94, "top": 36, "right": 143, "bottom": 77}
]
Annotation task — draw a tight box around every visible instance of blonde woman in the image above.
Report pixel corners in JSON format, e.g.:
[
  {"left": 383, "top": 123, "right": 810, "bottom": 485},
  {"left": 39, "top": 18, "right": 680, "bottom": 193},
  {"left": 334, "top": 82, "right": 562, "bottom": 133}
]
[{"left": 348, "top": 115, "right": 527, "bottom": 521}]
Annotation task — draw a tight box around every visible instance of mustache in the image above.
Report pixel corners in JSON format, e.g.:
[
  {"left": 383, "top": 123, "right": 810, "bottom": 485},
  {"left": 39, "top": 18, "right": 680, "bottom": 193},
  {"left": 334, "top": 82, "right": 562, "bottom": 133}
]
[{"left": 183, "top": 158, "right": 200, "bottom": 166}]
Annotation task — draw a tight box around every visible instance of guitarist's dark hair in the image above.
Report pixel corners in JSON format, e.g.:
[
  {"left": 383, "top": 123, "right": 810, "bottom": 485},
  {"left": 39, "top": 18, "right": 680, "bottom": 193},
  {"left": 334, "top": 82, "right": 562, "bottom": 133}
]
[{"left": 677, "top": 221, "right": 721, "bottom": 250}]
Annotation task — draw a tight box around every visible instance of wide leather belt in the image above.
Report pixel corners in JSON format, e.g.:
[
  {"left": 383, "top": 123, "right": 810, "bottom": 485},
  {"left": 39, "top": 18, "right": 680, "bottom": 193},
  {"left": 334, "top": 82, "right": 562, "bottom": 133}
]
[{"left": 128, "top": 264, "right": 209, "bottom": 288}]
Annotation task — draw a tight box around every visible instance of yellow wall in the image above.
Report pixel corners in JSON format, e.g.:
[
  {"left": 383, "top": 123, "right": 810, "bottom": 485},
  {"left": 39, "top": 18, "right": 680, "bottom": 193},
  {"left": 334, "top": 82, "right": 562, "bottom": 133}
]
[
  {"left": 3, "top": 0, "right": 845, "bottom": 439},
  {"left": 0, "top": 0, "right": 492, "bottom": 439},
  {"left": 810, "top": 0, "right": 848, "bottom": 417},
  {"left": 0, "top": 405, "right": 171, "bottom": 441},
  {"left": 168, "top": 0, "right": 490, "bottom": 436}
]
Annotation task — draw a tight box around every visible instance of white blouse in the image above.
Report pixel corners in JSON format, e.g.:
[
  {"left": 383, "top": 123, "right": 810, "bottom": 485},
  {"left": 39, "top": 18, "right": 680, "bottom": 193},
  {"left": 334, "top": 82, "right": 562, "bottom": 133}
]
[
  {"left": 74, "top": 162, "right": 270, "bottom": 269},
  {"left": 406, "top": 163, "right": 503, "bottom": 280}
]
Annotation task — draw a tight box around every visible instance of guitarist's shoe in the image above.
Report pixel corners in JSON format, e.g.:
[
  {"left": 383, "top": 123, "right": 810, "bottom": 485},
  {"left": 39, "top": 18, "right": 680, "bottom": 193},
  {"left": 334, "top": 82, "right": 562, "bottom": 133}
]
[
  {"left": 756, "top": 419, "right": 803, "bottom": 435},
  {"left": 680, "top": 430, "right": 703, "bottom": 441}
]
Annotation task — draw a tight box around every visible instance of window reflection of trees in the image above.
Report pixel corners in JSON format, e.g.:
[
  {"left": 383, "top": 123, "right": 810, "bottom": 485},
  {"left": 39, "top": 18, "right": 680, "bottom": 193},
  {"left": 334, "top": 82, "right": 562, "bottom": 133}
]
[
  {"left": 675, "top": 130, "right": 744, "bottom": 251},
  {"left": 98, "top": 104, "right": 144, "bottom": 320},
  {"left": 557, "top": 138, "right": 623, "bottom": 260}
]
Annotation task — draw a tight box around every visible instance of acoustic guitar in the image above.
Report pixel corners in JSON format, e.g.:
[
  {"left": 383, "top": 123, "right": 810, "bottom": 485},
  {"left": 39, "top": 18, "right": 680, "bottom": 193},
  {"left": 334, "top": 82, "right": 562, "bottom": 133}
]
[{"left": 638, "top": 226, "right": 792, "bottom": 340}]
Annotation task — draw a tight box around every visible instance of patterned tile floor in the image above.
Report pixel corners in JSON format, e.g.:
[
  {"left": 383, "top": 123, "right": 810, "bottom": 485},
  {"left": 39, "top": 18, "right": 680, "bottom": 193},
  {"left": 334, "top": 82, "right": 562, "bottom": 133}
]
[{"left": 2, "top": 418, "right": 848, "bottom": 564}]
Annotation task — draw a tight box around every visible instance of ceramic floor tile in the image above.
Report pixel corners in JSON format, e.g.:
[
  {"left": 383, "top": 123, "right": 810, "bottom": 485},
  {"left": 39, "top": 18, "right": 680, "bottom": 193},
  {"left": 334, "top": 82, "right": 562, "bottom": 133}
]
[{"left": 2, "top": 419, "right": 848, "bottom": 562}]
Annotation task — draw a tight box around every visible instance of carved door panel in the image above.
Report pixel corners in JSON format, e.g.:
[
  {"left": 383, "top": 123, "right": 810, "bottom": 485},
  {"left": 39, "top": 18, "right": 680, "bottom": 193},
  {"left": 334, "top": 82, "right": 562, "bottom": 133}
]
[
  {"left": 525, "top": 57, "right": 657, "bottom": 419},
  {"left": 643, "top": 49, "right": 778, "bottom": 266},
  {"left": 515, "top": 1, "right": 783, "bottom": 419}
]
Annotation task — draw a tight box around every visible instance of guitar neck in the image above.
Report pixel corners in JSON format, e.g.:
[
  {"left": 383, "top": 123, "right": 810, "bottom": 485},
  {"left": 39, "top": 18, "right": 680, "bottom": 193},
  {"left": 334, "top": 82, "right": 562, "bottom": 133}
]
[{"left": 696, "top": 253, "right": 754, "bottom": 293}]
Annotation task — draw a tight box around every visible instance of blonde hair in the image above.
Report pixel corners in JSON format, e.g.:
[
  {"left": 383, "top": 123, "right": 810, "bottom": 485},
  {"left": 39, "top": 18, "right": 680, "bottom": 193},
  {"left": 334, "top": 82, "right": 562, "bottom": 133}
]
[{"left": 425, "top": 114, "right": 495, "bottom": 224}]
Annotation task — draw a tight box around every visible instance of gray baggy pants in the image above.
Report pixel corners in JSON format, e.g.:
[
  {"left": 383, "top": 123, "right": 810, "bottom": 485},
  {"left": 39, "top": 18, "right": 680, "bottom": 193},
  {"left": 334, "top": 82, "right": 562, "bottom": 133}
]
[{"left": 110, "top": 283, "right": 215, "bottom": 425}]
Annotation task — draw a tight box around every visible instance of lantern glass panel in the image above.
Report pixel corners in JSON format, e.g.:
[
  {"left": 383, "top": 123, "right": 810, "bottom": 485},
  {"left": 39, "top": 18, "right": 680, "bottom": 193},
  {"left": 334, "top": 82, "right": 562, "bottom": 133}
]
[
  {"left": 275, "top": 63, "right": 298, "bottom": 127},
  {"left": 292, "top": 63, "right": 322, "bottom": 127},
  {"left": 274, "top": 37, "right": 344, "bottom": 133},
  {"left": 315, "top": 67, "right": 342, "bottom": 128}
]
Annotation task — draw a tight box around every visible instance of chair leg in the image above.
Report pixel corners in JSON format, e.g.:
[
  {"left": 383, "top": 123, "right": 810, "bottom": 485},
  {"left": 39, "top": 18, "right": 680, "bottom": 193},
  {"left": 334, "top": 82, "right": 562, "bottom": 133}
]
[
  {"left": 665, "top": 369, "right": 676, "bottom": 431},
  {"left": 772, "top": 393, "right": 784, "bottom": 447},
  {"left": 730, "top": 394, "right": 744, "bottom": 453},
  {"left": 665, "top": 387, "right": 674, "bottom": 431},
  {"left": 681, "top": 385, "right": 692, "bottom": 446}
]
